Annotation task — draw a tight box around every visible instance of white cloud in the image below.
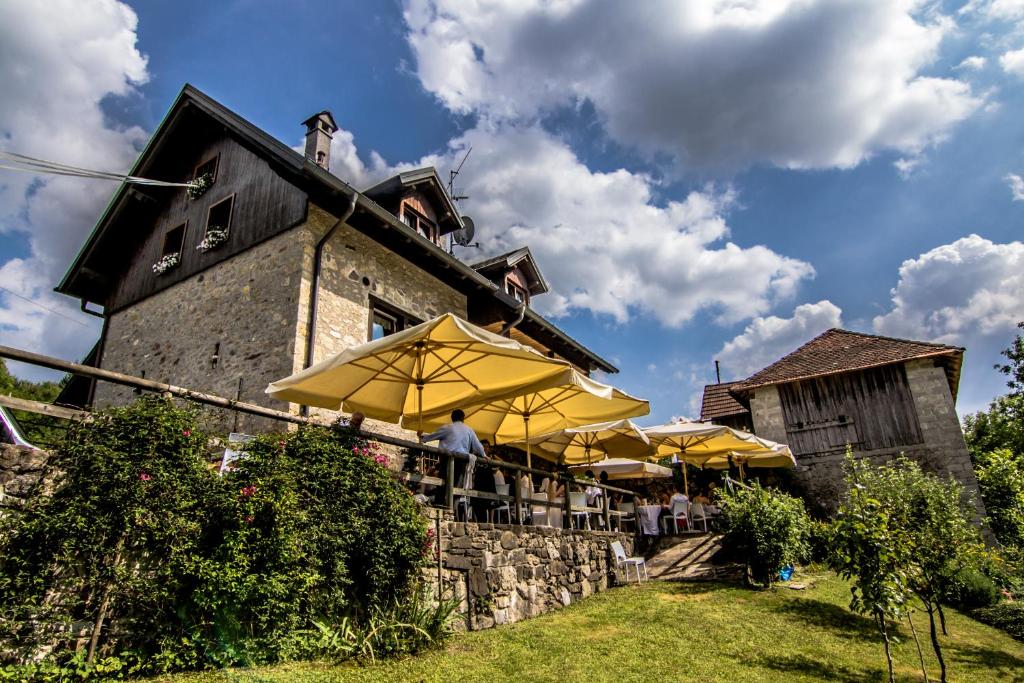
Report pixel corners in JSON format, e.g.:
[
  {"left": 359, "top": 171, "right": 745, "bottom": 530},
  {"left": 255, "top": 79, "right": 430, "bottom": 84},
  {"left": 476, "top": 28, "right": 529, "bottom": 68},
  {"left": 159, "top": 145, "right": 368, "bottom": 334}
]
[
  {"left": 327, "top": 122, "right": 815, "bottom": 327},
  {"left": 873, "top": 235, "right": 1024, "bottom": 344},
  {"left": 1006, "top": 173, "right": 1024, "bottom": 200},
  {"left": 1000, "top": 46, "right": 1024, "bottom": 75},
  {"left": 955, "top": 55, "right": 988, "bottom": 70},
  {"left": 404, "top": 0, "right": 984, "bottom": 171},
  {"left": 0, "top": 0, "right": 146, "bottom": 376},
  {"left": 715, "top": 300, "right": 843, "bottom": 381},
  {"left": 961, "top": 0, "right": 1024, "bottom": 21}
]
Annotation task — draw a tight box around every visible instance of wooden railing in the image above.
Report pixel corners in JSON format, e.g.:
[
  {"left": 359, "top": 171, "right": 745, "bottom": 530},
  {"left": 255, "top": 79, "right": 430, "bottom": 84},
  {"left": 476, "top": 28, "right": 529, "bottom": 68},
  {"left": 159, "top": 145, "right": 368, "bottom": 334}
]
[{"left": 0, "top": 344, "right": 638, "bottom": 532}]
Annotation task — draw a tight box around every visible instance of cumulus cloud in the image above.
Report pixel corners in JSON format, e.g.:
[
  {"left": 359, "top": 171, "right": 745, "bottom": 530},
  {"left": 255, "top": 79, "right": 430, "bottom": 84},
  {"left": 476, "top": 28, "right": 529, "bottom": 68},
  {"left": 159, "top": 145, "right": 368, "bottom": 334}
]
[
  {"left": 715, "top": 300, "right": 843, "bottom": 381},
  {"left": 1006, "top": 173, "right": 1024, "bottom": 200},
  {"left": 961, "top": 0, "right": 1024, "bottom": 21},
  {"left": 403, "top": 0, "right": 984, "bottom": 171},
  {"left": 873, "top": 234, "right": 1024, "bottom": 344},
  {"left": 0, "top": 0, "right": 146, "bottom": 376},
  {"left": 1000, "top": 46, "right": 1024, "bottom": 75},
  {"left": 955, "top": 55, "right": 988, "bottom": 70},
  {"left": 325, "top": 122, "right": 815, "bottom": 326}
]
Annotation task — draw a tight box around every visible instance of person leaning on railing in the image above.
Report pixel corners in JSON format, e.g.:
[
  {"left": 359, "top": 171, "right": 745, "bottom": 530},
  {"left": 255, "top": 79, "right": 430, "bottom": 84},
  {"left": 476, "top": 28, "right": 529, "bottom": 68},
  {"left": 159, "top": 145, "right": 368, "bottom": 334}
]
[{"left": 419, "top": 409, "right": 486, "bottom": 520}]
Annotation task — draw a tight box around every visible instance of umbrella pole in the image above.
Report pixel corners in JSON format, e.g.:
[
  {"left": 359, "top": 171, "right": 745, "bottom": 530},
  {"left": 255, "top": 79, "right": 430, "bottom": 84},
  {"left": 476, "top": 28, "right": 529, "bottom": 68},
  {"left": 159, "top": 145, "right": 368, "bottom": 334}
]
[
  {"left": 524, "top": 414, "right": 531, "bottom": 470},
  {"left": 682, "top": 460, "right": 689, "bottom": 496},
  {"left": 417, "top": 382, "right": 423, "bottom": 435}
]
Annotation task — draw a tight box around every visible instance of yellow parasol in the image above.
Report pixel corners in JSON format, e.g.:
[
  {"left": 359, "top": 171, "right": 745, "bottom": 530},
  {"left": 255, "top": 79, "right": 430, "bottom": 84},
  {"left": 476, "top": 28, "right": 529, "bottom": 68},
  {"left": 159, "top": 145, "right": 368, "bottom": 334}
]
[
  {"left": 265, "top": 313, "right": 572, "bottom": 430},
  {"left": 412, "top": 370, "right": 649, "bottom": 468},
  {"left": 513, "top": 418, "right": 654, "bottom": 465}
]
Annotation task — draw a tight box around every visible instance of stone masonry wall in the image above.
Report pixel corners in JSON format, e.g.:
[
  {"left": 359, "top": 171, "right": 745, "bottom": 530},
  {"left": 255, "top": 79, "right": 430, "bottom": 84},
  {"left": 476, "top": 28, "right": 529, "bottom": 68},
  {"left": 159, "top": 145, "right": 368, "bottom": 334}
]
[
  {"left": 752, "top": 361, "right": 986, "bottom": 520},
  {"left": 422, "top": 508, "right": 635, "bottom": 631},
  {"left": 0, "top": 444, "right": 49, "bottom": 509},
  {"left": 96, "top": 227, "right": 308, "bottom": 434}
]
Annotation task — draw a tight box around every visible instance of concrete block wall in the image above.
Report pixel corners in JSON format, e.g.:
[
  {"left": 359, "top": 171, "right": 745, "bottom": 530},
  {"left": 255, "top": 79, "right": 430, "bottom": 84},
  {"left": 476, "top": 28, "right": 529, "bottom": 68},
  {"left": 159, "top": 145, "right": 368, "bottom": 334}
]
[{"left": 423, "top": 508, "right": 635, "bottom": 631}]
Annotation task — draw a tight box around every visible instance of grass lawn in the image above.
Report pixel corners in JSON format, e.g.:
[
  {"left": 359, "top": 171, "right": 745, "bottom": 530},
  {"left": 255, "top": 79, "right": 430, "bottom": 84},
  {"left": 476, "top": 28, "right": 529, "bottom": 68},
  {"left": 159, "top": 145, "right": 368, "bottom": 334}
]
[{"left": 158, "top": 571, "right": 1024, "bottom": 683}]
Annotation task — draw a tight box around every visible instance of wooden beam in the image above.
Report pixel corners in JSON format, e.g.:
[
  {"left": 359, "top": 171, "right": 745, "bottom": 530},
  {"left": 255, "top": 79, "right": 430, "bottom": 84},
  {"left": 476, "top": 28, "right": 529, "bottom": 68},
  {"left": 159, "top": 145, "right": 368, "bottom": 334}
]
[{"left": 0, "top": 394, "right": 89, "bottom": 422}]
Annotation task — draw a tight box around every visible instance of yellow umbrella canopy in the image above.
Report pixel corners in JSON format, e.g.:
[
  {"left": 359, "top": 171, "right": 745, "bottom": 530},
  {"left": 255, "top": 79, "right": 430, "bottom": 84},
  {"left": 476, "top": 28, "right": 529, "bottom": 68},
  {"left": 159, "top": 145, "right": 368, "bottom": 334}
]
[
  {"left": 683, "top": 445, "right": 797, "bottom": 471},
  {"left": 265, "top": 313, "right": 571, "bottom": 427},
  {"left": 412, "top": 370, "right": 649, "bottom": 468},
  {"left": 644, "top": 421, "right": 783, "bottom": 459},
  {"left": 568, "top": 457, "right": 673, "bottom": 480},
  {"left": 514, "top": 418, "right": 654, "bottom": 465}
]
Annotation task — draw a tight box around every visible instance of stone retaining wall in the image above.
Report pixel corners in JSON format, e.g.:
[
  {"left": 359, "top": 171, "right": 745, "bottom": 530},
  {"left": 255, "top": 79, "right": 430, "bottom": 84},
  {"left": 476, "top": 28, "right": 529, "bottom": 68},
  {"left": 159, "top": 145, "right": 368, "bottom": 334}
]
[
  {"left": 0, "top": 444, "right": 48, "bottom": 509},
  {"left": 423, "top": 508, "right": 635, "bottom": 631}
]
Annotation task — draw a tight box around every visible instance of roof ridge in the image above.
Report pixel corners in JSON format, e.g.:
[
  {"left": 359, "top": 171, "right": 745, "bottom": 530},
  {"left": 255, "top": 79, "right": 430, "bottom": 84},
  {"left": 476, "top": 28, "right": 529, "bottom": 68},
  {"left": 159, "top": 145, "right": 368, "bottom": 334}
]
[{"left": 820, "top": 327, "right": 963, "bottom": 351}]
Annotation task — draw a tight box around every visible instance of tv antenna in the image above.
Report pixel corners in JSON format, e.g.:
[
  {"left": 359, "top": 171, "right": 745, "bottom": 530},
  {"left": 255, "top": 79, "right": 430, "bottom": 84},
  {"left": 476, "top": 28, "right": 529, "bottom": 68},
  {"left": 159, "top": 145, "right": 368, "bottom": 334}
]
[{"left": 447, "top": 146, "right": 472, "bottom": 203}]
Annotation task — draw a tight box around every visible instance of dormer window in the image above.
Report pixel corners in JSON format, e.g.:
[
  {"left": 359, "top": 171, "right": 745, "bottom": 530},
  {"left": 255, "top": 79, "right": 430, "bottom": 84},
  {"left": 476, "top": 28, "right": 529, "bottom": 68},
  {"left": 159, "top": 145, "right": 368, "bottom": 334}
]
[
  {"left": 506, "top": 279, "right": 528, "bottom": 304},
  {"left": 402, "top": 206, "right": 439, "bottom": 244}
]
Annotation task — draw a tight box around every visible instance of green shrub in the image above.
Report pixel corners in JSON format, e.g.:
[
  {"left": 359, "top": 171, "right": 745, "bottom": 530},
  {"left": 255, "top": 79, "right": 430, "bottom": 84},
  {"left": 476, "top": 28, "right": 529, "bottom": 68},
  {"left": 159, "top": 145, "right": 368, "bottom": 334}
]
[
  {"left": 717, "top": 482, "right": 810, "bottom": 588},
  {"left": 945, "top": 567, "right": 1000, "bottom": 611},
  {"left": 0, "top": 397, "right": 434, "bottom": 679},
  {"left": 974, "top": 448, "right": 1024, "bottom": 550},
  {"left": 972, "top": 602, "right": 1024, "bottom": 642},
  {"left": 805, "top": 518, "right": 836, "bottom": 565}
]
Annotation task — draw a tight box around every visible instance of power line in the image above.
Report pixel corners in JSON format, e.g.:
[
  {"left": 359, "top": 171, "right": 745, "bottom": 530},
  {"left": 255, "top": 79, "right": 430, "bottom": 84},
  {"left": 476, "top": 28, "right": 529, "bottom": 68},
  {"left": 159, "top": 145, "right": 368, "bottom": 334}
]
[
  {"left": 0, "top": 150, "right": 195, "bottom": 189},
  {"left": 0, "top": 286, "right": 94, "bottom": 328}
]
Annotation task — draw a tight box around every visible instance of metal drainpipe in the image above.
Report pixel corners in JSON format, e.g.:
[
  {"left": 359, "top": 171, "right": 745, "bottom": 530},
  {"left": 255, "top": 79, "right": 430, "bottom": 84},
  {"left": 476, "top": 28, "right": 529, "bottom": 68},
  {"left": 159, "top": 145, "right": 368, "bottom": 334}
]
[
  {"left": 499, "top": 302, "right": 527, "bottom": 336},
  {"left": 300, "top": 194, "right": 358, "bottom": 416}
]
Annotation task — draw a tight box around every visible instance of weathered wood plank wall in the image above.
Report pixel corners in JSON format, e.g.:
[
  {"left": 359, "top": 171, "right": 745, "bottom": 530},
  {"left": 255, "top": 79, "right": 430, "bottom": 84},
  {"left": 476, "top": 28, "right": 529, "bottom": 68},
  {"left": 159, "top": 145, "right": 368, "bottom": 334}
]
[{"left": 778, "top": 364, "right": 923, "bottom": 456}]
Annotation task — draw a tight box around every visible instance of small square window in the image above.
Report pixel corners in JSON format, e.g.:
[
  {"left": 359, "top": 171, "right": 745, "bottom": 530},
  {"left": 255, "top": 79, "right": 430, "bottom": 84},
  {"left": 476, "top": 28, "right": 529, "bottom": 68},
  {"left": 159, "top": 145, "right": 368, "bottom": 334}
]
[
  {"left": 506, "top": 280, "right": 528, "bottom": 304},
  {"left": 193, "top": 156, "right": 218, "bottom": 183},
  {"left": 162, "top": 222, "right": 186, "bottom": 257},
  {"left": 368, "top": 298, "right": 420, "bottom": 341},
  {"left": 206, "top": 195, "right": 234, "bottom": 234}
]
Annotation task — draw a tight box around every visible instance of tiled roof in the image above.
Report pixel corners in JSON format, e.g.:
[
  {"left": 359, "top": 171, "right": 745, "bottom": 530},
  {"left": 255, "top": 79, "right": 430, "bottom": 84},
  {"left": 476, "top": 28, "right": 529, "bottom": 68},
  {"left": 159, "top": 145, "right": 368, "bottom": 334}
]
[
  {"left": 700, "top": 382, "right": 750, "bottom": 421},
  {"left": 732, "top": 328, "right": 964, "bottom": 397}
]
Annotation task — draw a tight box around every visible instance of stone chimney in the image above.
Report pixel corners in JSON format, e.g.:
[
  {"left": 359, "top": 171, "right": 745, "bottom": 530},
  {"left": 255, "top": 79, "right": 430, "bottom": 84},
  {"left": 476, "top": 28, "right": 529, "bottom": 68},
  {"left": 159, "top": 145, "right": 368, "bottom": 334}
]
[{"left": 302, "top": 111, "right": 338, "bottom": 170}]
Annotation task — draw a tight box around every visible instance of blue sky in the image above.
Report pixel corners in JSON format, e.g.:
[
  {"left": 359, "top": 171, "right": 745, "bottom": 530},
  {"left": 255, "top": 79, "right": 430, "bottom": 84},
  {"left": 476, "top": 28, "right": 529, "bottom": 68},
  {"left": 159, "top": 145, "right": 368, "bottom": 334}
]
[{"left": 0, "top": 0, "right": 1022, "bottom": 425}]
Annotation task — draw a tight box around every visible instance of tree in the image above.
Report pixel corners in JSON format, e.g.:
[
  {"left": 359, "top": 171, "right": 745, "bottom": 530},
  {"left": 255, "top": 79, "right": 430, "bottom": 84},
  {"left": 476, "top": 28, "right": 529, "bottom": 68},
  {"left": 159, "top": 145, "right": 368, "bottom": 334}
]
[
  {"left": 0, "top": 358, "right": 67, "bottom": 447},
  {"left": 830, "top": 457, "right": 911, "bottom": 683},
  {"left": 974, "top": 449, "right": 1024, "bottom": 550},
  {"left": 995, "top": 321, "right": 1024, "bottom": 396},
  {"left": 963, "top": 394, "right": 1024, "bottom": 462},
  {"left": 833, "top": 455, "right": 984, "bottom": 683}
]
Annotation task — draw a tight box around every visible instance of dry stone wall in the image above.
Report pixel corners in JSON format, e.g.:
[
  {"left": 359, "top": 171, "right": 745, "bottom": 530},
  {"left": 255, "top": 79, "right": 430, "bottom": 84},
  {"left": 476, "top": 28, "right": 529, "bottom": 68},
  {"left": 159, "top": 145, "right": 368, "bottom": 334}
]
[{"left": 423, "top": 508, "right": 635, "bottom": 631}]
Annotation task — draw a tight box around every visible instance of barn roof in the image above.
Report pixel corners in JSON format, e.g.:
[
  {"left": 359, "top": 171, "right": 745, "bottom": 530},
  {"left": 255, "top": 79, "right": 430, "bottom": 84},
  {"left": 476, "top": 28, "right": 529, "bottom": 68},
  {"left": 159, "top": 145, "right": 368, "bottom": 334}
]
[
  {"left": 699, "top": 382, "right": 750, "bottom": 422},
  {"left": 731, "top": 329, "right": 964, "bottom": 400}
]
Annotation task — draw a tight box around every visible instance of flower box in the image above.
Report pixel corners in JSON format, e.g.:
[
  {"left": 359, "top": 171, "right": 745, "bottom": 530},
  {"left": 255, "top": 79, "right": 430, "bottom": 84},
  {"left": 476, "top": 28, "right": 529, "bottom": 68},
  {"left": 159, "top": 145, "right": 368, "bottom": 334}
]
[
  {"left": 197, "top": 227, "right": 229, "bottom": 252},
  {"left": 152, "top": 252, "right": 180, "bottom": 275},
  {"left": 187, "top": 172, "right": 214, "bottom": 200}
]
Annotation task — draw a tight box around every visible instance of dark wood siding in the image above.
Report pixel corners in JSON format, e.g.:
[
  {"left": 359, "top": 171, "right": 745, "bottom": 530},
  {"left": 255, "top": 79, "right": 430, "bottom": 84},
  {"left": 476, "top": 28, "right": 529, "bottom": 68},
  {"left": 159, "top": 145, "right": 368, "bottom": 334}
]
[
  {"left": 106, "top": 132, "right": 307, "bottom": 311},
  {"left": 778, "top": 364, "right": 923, "bottom": 456}
]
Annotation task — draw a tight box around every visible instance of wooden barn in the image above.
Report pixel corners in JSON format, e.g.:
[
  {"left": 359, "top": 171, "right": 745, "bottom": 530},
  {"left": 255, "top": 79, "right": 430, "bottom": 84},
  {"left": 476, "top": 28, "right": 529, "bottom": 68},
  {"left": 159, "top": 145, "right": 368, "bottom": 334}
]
[{"left": 705, "top": 329, "right": 984, "bottom": 516}]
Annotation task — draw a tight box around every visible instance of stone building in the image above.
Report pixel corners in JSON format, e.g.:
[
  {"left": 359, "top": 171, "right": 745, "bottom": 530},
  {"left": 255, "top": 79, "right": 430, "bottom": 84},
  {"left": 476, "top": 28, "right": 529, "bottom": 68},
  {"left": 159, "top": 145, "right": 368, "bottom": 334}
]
[
  {"left": 701, "top": 329, "right": 984, "bottom": 516},
  {"left": 55, "top": 85, "right": 615, "bottom": 432}
]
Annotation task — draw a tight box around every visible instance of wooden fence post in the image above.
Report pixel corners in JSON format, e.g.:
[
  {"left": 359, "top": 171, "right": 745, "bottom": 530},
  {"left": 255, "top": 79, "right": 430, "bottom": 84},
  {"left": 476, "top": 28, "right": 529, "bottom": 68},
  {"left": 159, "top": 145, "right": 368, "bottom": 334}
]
[{"left": 444, "top": 453, "right": 455, "bottom": 512}]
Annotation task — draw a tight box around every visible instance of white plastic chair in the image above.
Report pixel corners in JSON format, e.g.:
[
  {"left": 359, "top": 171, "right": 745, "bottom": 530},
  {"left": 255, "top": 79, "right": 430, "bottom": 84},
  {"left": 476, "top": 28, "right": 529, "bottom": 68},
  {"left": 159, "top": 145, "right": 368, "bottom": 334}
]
[
  {"left": 611, "top": 540, "right": 647, "bottom": 583},
  {"left": 660, "top": 499, "right": 689, "bottom": 535},
  {"left": 690, "top": 502, "right": 711, "bottom": 532},
  {"left": 569, "top": 491, "right": 590, "bottom": 530},
  {"left": 614, "top": 501, "right": 636, "bottom": 532},
  {"left": 491, "top": 483, "right": 511, "bottom": 524},
  {"left": 530, "top": 504, "right": 550, "bottom": 527}
]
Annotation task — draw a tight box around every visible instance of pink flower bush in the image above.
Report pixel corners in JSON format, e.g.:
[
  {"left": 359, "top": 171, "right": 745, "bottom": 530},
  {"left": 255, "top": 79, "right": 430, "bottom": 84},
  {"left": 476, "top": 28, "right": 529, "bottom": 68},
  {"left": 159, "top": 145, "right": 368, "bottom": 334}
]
[
  {"left": 139, "top": 472, "right": 152, "bottom": 481},
  {"left": 182, "top": 429, "right": 192, "bottom": 437}
]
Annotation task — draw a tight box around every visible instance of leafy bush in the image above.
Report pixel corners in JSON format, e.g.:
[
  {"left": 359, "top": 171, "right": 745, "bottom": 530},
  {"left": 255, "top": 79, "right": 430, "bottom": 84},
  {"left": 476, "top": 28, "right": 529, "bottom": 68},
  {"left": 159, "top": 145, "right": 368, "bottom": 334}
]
[
  {"left": 717, "top": 482, "right": 810, "bottom": 588},
  {"left": 0, "top": 397, "right": 435, "bottom": 679},
  {"left": 972, "top": 602, "right": 1024, "bottom": 642},
  {"left": 974, "top": 448, "right": 1024, "bottom": 550},
  {"left": 805, "top": 518, "right": 836, "bottom": 565},
  {"left": 945, "top": 568, "right": 1000, "bottom": 611}
]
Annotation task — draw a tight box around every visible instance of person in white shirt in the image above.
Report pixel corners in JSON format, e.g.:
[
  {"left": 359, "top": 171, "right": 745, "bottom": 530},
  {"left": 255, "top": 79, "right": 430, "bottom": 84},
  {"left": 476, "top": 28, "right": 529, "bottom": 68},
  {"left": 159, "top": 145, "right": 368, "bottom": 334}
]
[{"left": 420, "top": 409, "right": 486, "bottom": 519}]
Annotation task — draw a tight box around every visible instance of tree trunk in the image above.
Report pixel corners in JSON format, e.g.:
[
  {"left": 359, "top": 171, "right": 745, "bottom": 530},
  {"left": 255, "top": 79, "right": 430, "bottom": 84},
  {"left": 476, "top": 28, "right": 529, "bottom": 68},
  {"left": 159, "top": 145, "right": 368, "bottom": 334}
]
[
  {"left": 937, "top": 602, "right": 947, "bottom": 636},
  {"left": 907, "top": 609, "right": 930, "bottom": 682},
  {"left": 86, "top": 538, "right": 124, "bottom": 664},
  {"left": 926, "top": 602, "right": 947, "bottom": 683},
  {"left": 878, "top": 612, "right": 896, "bottom": 683}
]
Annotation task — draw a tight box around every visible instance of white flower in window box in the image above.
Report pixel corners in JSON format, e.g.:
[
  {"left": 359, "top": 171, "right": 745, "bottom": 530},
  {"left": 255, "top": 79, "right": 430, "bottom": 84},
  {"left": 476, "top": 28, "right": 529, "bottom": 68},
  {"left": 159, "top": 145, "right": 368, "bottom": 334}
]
[
  {"left": 197, "top": 227, "right": 229, "bottom": 252},
  {"left": 152, "top": 252, "right": 180, "bottom": 275},
  {"left": 187, "top": 172, "right": 214, "bottom": 200}
]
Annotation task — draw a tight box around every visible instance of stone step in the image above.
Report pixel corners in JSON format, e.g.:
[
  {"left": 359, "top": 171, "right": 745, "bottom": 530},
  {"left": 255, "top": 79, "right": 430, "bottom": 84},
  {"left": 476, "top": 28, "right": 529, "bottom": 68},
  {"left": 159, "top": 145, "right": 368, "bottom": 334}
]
[{"left": 645, "top": 534, "right": 741, "bottom": 582}]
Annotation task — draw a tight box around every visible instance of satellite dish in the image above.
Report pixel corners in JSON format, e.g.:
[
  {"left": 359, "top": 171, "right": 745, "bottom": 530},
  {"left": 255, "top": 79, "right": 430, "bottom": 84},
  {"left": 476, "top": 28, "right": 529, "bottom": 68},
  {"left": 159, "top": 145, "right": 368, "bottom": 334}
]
[{"left": 452, "top": 216, "right": 476, "bottom": 246}]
